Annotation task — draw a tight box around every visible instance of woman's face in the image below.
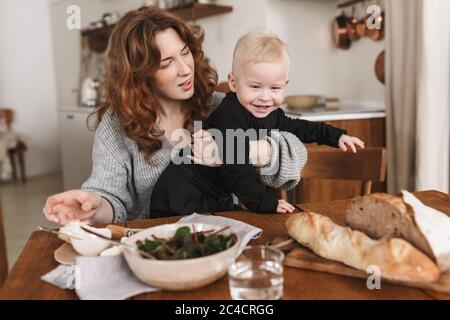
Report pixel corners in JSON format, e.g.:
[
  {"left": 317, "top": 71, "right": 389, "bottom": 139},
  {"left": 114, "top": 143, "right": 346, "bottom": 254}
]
[{"left": 153, "top": 28, "right": 195, "bottom": 103}]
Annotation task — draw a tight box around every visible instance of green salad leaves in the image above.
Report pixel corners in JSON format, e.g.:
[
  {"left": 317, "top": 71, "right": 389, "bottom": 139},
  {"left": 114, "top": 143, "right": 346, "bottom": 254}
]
[{"left": 136, "top": 225, "right": 237, "bottom": 260}]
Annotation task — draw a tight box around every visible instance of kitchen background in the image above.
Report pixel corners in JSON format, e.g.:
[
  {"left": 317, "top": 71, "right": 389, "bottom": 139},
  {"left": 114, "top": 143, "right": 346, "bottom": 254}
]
[
  {"left": 0, "top": 0, "right": 384, "bottom": 183},
  {"left": 0, "top": 0, "right": 448, "bottom": 271}
]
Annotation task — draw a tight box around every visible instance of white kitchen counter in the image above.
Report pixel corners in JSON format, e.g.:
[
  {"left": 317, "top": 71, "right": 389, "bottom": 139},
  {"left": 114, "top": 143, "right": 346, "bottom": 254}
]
[
  {"left": 282, "top": 102, "right": 386, "bottom": 122},
  {"left": 287, "top": 111, "right": 386, "bottom": 121},
  {"left": 59, "top": 103, "right": 387, "bottom": 121}
]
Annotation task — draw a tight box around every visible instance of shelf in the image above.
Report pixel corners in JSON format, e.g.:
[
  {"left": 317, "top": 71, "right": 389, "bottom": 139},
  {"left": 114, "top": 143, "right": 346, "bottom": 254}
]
[
  {"left": 81, "top": 24, "right": 114, "bottom": 52},
  {"left": 170, "top": 2, "right": 233, "bottom": 21},
  {"left": 337, "top": 0, "right": 365, "bottom": 9},
  {"left": 81, "top": 24, "right": 114, "bottom": 37}
]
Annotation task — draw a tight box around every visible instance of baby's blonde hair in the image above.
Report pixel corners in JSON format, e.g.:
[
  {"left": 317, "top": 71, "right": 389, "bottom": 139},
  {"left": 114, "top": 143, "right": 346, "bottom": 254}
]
[{"left": 232, "top": 30, "right": 290, "bottom": 74}]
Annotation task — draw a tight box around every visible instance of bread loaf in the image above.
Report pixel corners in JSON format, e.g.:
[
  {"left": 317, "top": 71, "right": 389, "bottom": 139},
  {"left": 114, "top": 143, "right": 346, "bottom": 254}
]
[
  {"left": 286, "top": 211, "right": 440, "bottom": 283},
  {"left": 346, "top": 192, "right": 450, "bottom": 271},
  {"left": 346, "top": 193, "right": 433, "bottom": 257}
]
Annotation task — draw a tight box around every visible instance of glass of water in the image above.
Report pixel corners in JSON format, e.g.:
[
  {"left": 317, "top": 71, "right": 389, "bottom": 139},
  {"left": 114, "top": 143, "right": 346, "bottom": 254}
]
[{"left": 228, "top": 245, "right": 284, "bottom": 300}]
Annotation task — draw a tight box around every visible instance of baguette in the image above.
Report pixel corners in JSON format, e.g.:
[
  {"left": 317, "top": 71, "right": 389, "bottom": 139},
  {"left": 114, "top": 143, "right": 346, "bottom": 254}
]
[
  {"left": 286, "top": 211, "right": 440, "bottom": 283},
  {"left": 346, "top": 192, "right": 450, "bottom": 271}
]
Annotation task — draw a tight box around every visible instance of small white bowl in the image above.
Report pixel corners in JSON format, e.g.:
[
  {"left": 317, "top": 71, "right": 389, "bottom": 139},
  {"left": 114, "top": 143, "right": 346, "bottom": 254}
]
[
  {"left": 123, "top": 223, "right": 240, "bottom": 291},
  {"left": 60, "top": 222, "right": 112, "bottom": 257}
]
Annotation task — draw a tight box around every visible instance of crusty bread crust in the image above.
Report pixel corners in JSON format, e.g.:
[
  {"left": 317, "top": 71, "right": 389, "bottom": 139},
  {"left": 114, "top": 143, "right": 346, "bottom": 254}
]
[
  {"left": 346, "top": 193, "right": 434, "bottom": 260},
  {"left": 286, "top": 211, "right": 440, "bottom": 283}
]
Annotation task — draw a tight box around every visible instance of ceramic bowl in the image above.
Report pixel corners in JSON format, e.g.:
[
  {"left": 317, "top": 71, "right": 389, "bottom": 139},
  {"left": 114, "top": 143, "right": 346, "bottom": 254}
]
[
  {"left": 123, "top": 223, "right": 240, "bottom": 291},
  {"left": 285, "top": 95, "right": 320, "bottom": 109}
]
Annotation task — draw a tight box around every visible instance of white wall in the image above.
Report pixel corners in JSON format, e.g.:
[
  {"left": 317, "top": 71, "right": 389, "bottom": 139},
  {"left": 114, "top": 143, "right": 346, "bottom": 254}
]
[
  {"left": 263, "top": 0, "right": 339, "bottom": 97},
  {"left": 0, "top": 0, "right": 60, "bottom": 177},
  {"left": 335, "top": 29, "right": 385, "bottom": 101},
  {"left": 200, "top": 0, "right": 271, "bottom": 82}
]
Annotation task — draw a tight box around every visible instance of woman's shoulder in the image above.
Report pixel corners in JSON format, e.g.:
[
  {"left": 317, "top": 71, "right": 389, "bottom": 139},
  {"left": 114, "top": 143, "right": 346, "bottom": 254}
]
[
  {"left": 96, "top": 108, "right": 124, "bottom": 139},
  {"left": 94, "top": 108, "right": 168, "bottom": 164},
  {"left": 93, "top": 108, "right": 132, "bottom": 159}
]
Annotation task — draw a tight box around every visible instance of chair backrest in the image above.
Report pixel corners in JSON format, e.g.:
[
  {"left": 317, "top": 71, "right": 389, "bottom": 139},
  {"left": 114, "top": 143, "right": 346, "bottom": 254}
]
[
  {"left": 301, "top": 145, "right": 387, "bottom": 195},
  {"left": 216, "top": 81, "right": 231, "bottom": 94},
  {"left": 0, "top": 108, "right": 13, "bottom": 131},
  {"left": 0, "top": 196, "right": 8, "bottom": 287}
]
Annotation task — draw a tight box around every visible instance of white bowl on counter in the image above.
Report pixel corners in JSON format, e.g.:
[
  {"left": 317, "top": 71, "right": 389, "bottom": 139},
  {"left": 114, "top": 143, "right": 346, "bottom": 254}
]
[
  {"left": 285, "top": 95, "right": 321, "bottom": 109},
  {"left": 122, "top": 223, "right": 240, "bottom": 291}
]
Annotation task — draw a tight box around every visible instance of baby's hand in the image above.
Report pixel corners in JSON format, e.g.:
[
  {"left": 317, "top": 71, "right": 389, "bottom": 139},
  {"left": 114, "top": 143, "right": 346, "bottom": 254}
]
[
  {"left": 338, "top": 134, "right": 365, "bottom": 153},
  {"left": 277, "top": 199, "right": 295, "bottom": 214}
]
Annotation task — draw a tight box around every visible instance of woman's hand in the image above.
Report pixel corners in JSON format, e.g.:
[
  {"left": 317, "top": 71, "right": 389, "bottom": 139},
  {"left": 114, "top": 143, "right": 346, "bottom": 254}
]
[
  {"left": 338, "top": 134, "right": 365, "bottom": 153},
  {"left": 277, "top": 199, "right": 295, "bottom": 214},
  {"left": 188, "top": 129, "right": 222, "bottom": 167},
  {"left": 43, "top": 190, "right": 113, "bottom": 225}
]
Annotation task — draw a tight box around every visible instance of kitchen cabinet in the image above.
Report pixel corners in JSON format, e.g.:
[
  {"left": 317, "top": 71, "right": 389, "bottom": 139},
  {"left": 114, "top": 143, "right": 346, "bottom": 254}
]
[
  {"left": 292, "top": 117, "right": 386, "bottom": 203},
  {"left": 58, "top": 107, "right": 96, "bottom": 190}
]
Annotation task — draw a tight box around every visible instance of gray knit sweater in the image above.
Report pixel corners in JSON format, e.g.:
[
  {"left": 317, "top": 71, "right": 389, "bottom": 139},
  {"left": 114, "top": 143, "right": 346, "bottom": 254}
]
[{"left": 81, "top": 92, "right": 307, "bottom": 222}]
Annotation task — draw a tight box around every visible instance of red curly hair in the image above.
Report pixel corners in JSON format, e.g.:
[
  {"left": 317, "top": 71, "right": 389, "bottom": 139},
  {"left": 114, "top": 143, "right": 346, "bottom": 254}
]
[{"left": 93, "top": 6, "right": 217, "bottom": 161}]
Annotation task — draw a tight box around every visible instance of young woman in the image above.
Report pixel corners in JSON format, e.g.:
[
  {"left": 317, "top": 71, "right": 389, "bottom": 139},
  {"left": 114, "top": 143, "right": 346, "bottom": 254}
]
[{"left": 43, "top": 6, "right": 304, "bottom": 225}]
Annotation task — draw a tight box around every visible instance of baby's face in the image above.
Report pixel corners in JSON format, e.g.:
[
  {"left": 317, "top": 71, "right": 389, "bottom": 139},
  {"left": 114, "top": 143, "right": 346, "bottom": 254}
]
[{"left": 229, "top": 59, "right": 288, "bottom": 118}]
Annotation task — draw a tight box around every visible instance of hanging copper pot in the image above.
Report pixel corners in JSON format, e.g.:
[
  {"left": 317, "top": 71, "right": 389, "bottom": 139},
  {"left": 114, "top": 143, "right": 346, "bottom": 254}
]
[
  {"left": 332, "top": 12, "right": 351, "bottom": 49},
  {"left": 375, "top": 50, "right": 385, "bottom": 84},
  {"left": 346, "top": 5, "right": 360, "bottom": 41},
  {"left": 355, "top": 16, "right": 368, "bottom": 37},
  {"left": 346, "top": 15, "right": 360, "bottom": 41}
]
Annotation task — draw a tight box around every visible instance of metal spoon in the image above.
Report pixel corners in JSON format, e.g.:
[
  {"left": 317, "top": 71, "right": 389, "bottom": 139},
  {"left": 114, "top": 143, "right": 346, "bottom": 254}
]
[{"left": 39, "top": 226, "right": 84, "bottom": 240}]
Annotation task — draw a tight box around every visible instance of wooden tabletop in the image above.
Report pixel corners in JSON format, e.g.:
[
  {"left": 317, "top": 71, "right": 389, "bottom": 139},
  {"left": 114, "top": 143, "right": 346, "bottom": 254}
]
[{"left": 1, "top": 190, "right": 449, "bottom": 300}]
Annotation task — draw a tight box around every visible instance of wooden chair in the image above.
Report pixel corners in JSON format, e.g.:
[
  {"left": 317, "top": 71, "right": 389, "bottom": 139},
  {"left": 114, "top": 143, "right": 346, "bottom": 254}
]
[
  {"left": 280, "top": 146, "right": 387, "bottom": 201},
  {"left": 0, "top": 108, "right": 27, "bottom": 183},
  {"left": 216, "top": 81, "right": 231, "bottom": 94},
  {"left": 0, "top": 196, "right": 8, "bottom": 287}
]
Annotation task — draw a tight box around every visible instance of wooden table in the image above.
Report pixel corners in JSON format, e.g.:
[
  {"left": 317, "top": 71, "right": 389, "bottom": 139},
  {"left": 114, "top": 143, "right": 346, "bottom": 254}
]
[{"left": 1, "top": 190, "right": 449, "bottom": 300}]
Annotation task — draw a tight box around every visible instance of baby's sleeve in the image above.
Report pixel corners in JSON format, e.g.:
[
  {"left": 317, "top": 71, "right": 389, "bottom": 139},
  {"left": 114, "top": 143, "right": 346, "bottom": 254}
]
[
  {"left": 279, "top": 114, "right": 347, "bottom": 147},
  {"left": 258, "top": 130, "right": 308, "bottom": 191}
]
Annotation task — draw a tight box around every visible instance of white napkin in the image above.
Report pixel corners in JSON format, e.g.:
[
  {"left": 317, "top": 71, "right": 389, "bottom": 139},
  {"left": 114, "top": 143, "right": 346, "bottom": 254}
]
[
  {"left": 41, "top": 256, "right": 157, "bottom": 300},
  {"left": 41, "top": 264, "right": 79, "bottom": 290},
  {"left": 41, "top": 213, "right": 263, "bottom": 300},
  {"left": 74, "top": 256, "right": 158, "bottom": 300},
  {"left": 402, "top": 190, "right": 450, "bottom": 271}
]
